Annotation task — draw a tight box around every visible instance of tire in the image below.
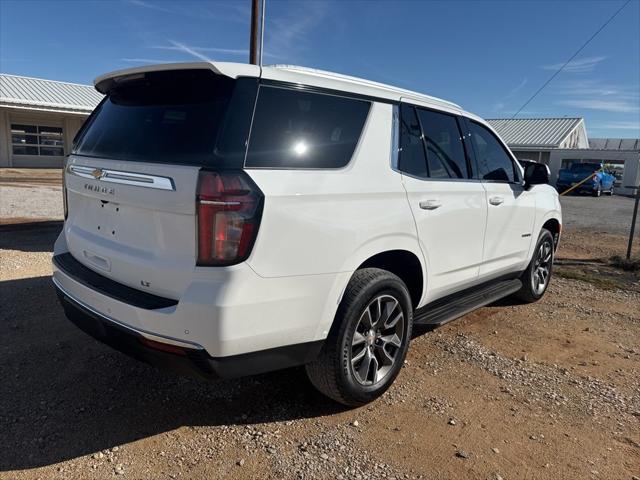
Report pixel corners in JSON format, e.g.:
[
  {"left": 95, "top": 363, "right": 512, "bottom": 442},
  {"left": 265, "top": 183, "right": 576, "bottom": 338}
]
[
  {"left": 306, "top": 268, "right": 413, "bottom": 406},
  {"left": 592, "top": 183, "right": 602, "bottom": 197},
  {"left": 606, "top": 185, "right": 614, "bottom": 196},
  {"left": 513, "top": 228, "right": 554, "bottom": 303}
]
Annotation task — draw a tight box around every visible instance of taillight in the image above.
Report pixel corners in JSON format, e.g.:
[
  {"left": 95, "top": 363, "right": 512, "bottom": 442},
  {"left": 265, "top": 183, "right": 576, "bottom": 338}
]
[{"left": 196, "top": 170, "right": 263, "bottom": 266}]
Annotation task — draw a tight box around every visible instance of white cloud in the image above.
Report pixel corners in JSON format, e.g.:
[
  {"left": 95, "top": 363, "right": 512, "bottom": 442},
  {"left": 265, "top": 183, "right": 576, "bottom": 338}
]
[
  {"left": 164, "top": 41, "right": 212, "bottom": 62},
  {"left": 153, "top": 43, "right": 248, "bottom": 56},
  {"left": 492, "top": 77, "right": 528, "bottom": 112},
  {"left": 121, "top": 57, "right": 185, "bottom": 64},
  {"left": 558, "top": 99, "right": 639, "bottom": 113},
  {"left": 541, "top": 56, "right": 606, "bottom": 74},
  {"left": 592, "top": 121, "right": 640, "bottom": 130},
  {"left": 264, "top": 2, "right": 329, "bottom": 61},
  {"left": 127, "top": 0, "right": 249, "bottom": 23}
]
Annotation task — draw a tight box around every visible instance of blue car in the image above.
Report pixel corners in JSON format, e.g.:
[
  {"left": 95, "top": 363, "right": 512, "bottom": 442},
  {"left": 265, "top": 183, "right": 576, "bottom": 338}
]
[{"left": 556, "top": 163, "right": 615, "bottom": 197}]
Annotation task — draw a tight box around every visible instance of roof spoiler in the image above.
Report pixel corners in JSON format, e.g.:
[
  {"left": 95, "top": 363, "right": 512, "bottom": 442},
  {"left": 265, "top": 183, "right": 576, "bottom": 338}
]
[{"left": 94, "top": 62, "right": 260, "bottom": 94}]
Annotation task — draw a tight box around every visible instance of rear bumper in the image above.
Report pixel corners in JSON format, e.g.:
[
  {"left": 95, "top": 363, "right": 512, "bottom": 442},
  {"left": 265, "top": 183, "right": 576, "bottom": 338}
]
[{"left": 55, "top": 278, "right": 323, "bottom": 380}]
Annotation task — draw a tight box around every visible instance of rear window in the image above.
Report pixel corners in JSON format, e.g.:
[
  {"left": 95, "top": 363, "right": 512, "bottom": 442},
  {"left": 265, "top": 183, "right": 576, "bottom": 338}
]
[
  {"left": 570, "top": 163, "right": 600, "bottom": 172},
  {"left": 245, "top": 86, "right": 371, "bottom": 169},
  {"left": 73, "top": 70, "right": 256, "bottom": 167}
]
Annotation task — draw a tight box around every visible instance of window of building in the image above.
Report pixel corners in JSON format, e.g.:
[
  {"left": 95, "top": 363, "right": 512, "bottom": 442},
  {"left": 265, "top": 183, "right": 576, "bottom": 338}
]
[
  {"left": 416, "top": 109, "right": 468, "bottom": 179},
  {"left": 469, "top": 122, "right": 517, "bottom": 182},
  {"left": 11, "top": 124, "right": 64, "bottom": 156},
  {"left": 245, "top": 86, "right": 371, "bottom": 169}
]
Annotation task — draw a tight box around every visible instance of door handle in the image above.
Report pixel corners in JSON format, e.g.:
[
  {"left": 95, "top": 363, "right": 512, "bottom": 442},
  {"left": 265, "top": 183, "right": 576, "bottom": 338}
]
[
  {"left": 489, "top": 196, "right": 504, "bottom": 206},
  {"left": 419, "top": 199, "right": 442, "bottom": 210}
]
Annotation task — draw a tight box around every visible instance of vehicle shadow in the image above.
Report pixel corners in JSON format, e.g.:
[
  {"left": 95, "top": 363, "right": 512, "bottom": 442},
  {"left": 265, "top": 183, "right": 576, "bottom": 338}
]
[
  {"left": 0, "top": 275, "right": 347, "bottom": 471},
  {"left": 0, "top": 222, "right": 62, "bottom": 253}
]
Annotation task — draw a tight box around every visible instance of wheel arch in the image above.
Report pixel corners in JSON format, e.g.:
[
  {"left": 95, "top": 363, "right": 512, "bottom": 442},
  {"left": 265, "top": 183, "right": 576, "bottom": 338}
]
[
  {"left": 356, "top": 250, "right": 424, "bottom": 309},
  {"left": 541, "top": 217, "right": 561, "bottom": 250}
]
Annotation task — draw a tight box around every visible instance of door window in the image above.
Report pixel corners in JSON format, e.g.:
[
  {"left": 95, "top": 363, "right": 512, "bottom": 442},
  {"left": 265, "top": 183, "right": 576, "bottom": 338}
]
[
  {"left": 416, "top": 109, "right": 468, "bottom": 179},
  {"left": 469, "top": 121, "right": 518, "bottom": 183}
]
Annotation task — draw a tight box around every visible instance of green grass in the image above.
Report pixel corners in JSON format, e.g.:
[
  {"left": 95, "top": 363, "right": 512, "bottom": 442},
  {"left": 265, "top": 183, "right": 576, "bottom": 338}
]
[{"left": 610, "top": 255, "right": 640, "bottom": 272}]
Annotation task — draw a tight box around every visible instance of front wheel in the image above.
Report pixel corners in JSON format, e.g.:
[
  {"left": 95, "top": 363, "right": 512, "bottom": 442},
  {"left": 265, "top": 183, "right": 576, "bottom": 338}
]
[
  {"left": 592, "top": 183, "right": 602, "bottom": 197},
  {"left": 306, "top": 268, "right": 412, "bottom": 406},
  {"left": 513, "top": 229, "right": 554, "bottom": 303}
]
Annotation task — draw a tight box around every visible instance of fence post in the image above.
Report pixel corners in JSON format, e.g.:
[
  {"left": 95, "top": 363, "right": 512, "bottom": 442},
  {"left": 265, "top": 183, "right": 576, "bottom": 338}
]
[{"left": 627, "top": 185, "right": 640, "bottom": 260}]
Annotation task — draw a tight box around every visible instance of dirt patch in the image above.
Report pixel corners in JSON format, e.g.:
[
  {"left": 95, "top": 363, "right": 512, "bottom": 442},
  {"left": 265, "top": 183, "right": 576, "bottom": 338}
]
[
  {"left": 558, "top": 228, "right": 638, "bottom": 261},
  {"left": 0, "top": 168, "right": 62, "bottom": 186}
]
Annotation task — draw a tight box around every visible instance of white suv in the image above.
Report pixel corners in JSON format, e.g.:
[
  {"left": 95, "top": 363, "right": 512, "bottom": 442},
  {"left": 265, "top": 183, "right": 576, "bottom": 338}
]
[{"left": 53, "top": 62, "right": 561, "bottom": 406}]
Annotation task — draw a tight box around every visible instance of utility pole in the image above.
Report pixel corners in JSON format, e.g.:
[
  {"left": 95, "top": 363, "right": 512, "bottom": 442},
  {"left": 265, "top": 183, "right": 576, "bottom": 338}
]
[
  {"left": 249, "top": 0, "right": 260, "bottom": 65},
  {"left": 259, "top": 0, "right": 266, "bottom": 66}
]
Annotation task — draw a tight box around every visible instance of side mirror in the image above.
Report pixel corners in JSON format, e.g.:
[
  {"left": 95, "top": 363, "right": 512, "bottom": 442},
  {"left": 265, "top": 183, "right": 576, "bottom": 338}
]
[{"left": 524, "top": 162, "right": 550, "bottom": 189}]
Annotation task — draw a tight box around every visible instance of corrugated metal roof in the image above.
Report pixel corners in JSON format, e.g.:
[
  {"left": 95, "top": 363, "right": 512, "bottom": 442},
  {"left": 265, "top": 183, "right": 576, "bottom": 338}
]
[
  {"left": 0, "top": 73, "right": 103, "bottom": 113},
  {"left": 486, "top": 117, "right": 583, "bottom": 148},
  {"left": 589, "top": 138, "right": 640, "bottom": 151}
]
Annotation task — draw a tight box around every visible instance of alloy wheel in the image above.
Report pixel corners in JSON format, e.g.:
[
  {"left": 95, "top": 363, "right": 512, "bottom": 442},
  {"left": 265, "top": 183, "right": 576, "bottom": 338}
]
[
  {"left": 350, "top": 294, "right": 405, "bottom": 386},
  {"left": 531, "top": 239, "right": 553, "bottom": 295}
]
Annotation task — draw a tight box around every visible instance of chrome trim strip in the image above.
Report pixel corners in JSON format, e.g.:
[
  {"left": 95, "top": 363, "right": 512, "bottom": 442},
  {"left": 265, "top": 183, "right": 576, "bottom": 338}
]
[
  {"left": 67, "top": 165, "right": 175, "bottom": 191},
  {"left": 52, "top": 276, "right": 203, "bottom": 350},
  {"left": 199, "top": 200, "right": 241, "bottom": 206}
]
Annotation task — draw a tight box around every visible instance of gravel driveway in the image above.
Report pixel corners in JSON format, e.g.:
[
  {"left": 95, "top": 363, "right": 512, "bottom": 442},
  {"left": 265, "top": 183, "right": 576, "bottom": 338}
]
[{"left": 560, "top": 194, "right": 639, "bottom": 236}]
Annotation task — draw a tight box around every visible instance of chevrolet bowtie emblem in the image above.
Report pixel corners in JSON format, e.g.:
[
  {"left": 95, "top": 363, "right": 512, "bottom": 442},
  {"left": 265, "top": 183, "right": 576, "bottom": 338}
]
[{"left": 91, "top": 168, "right": 104, "bottom": 180}]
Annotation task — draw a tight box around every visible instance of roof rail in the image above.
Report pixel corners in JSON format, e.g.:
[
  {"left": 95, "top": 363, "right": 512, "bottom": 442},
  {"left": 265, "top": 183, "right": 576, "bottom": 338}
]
[{"left": 270, "top": 64, "right": 461, "bottom": 110}]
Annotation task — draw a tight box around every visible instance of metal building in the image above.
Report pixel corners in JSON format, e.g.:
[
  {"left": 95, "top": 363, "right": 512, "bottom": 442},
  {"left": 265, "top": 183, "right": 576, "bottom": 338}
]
[
  {"left": 0, "top": 74, "right": 103, "bottom": 168},
  {"left": 488, "top": 117, "right": 640, "bottom": 195}
]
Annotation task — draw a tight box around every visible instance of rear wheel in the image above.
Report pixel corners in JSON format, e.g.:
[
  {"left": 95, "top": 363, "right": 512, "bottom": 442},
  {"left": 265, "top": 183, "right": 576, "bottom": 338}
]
[
  {"left": 306, "top": 268, "right": 412, "bottom": 406},
  {"left": 606, "top": 184, "right": 614, "bottom": 196},
  {"left": 513, "top": 229, "right": 554, "bottom": 303}
]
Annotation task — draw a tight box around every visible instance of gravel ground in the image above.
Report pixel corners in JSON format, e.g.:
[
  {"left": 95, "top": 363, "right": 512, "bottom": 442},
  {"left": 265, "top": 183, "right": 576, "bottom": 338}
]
[
  {"left": 1, "top": 225, "right": 639, "bottom": 480},
  {"left": 0, "top": 185, "right": 63, "bottom": 224}
]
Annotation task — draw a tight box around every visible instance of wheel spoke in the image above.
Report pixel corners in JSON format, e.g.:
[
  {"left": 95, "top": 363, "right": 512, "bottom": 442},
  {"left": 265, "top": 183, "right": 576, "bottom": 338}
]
[
  {"left": 357, "top": 348, "right": 373, "bottom": 382},
  {"left": 373, "top": 297, "right": 383, "bottom": 327},
  {"left": 540, "top": 268, "right": 548, "bottom": 283},
  {"left": 380, "top": 333, "right": 402, "bottom": 348},
  {"left": 384, "top": 311, "right": 403, "bottom": 330},
  {"left": 360, "top": 308, "right": 373, "bottom": 329},
  {"left": 351, "top": 346, "right": 366, "bottom": 366},
  {"left": 370, "top": 355, "right": 380, "bottom": 383},
  {"left": 352, "top": 331, "right": 366, "bottom": 347},
  {"left": 379, "top": 298, "right": 399, "bottom": 328}
]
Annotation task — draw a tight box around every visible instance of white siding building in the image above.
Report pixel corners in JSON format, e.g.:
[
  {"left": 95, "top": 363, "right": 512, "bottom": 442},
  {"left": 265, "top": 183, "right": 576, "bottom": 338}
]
[
  {"left": 0, "top": 74, "right": 103, "bottom": 168},
  {"left": 488, "top": 117, "right": 640, "bottom": 195}
]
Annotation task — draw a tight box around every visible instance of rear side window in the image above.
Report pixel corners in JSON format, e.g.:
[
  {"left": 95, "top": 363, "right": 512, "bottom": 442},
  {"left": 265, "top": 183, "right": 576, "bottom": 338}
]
[
  {"left": 74, "top": 70, "right": 256, "bottom": 167},
  {"left": 398, "top": 104, "right": 427, "bottom": 177},
  {"left": 245, "top": 86, "right": 370, "bottom": 169},
  {"left": 416, "top": 109, "right": 468, "bottom": 179},
  {"left": 469, "top": 121, "right": 517, "bottom": 182}
]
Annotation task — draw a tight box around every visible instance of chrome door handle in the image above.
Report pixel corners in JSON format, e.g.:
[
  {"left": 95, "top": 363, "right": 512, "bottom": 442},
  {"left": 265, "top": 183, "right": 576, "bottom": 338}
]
[
  {"left": 489, "top": 196, "right": 504, "bottom": 206},
  {"left": 419, "top": 199, "right": 442, "bottom": 210}
]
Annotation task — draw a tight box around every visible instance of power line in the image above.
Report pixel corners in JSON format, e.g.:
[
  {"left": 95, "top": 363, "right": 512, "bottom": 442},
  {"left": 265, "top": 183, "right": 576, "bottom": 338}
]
[{"left": 511, "top": 0, "right": 632, "bottom": 118}]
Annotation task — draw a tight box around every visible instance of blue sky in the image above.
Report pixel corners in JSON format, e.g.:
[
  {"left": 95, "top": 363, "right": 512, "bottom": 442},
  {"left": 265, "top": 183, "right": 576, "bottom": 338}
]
[{"left": 1, "top": 0, "right": 638, "bottom": 138}]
